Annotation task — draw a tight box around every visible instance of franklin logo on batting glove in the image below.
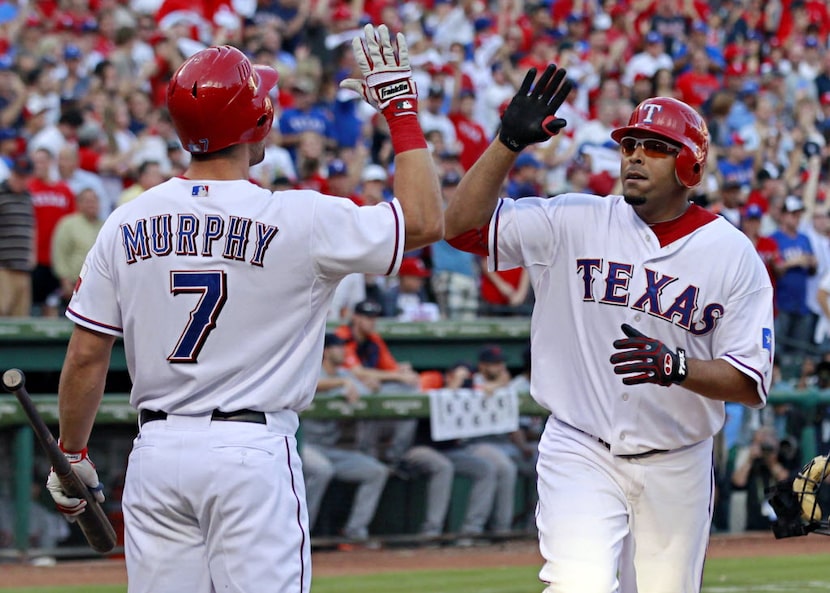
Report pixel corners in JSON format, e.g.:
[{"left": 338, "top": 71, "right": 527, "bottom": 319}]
[
  {"left": 610, "top": 323, "right": 688, "bottom": 386},
  {"left": 379, "top": 80, "right": 414, "bottom": 102},
  {"left": 339, "top": 24, "right": 426, "bottom": 154}
]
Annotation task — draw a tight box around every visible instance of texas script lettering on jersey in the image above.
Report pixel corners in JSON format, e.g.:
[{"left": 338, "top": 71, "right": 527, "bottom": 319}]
[
  {"left": 576, "top": 258, "right": 724, "bottom": 335},
  {"left": 119, "top": 214, "right": 279, "bottom": 266}
]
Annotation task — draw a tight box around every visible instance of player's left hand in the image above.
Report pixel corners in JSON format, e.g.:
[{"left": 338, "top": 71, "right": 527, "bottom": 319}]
[
  {"left": 340, "top": 23, "right": 417, "bottom": 119},
  {"left": 46, "top": 445, "right": 105, "bottom": 522},
  {"left": 609, "top": 324, "right": 688, "bottom": 387},
  {"left": 498, "top": 63, "right": 572, "bottom": 152}
]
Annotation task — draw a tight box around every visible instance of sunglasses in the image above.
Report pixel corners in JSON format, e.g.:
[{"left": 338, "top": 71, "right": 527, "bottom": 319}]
[{"left": 619, "top": 136, "right": 681, "bottom": 158}]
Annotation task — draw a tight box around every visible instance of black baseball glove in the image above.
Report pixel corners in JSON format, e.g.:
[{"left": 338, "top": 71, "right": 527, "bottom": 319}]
[
  {"left": 498, "top": 63, "right": 572, "bottom": 152},
  {"left": 609, "top": 324, "right": 688, "bottom": 386}
]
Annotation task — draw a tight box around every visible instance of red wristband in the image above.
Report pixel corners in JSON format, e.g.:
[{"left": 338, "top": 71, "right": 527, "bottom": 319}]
[
  {"left": 58, "top": 439, "right": 88, "bottom": 461},
  {"left": 384, "top": 112, "right": 427, "bottom": 155}
]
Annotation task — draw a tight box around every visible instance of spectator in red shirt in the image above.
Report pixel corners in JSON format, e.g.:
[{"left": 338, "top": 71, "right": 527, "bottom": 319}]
[
  {"left": 140, "top": 33, "right": 185, "bottom": 108},
  {"left": 675, "top": 49, "right": 721, "bottom": 109},
  {"left": 742, "top": 204, "right": 781, "bottom": 310},
  {"left": 27, "top": 147, "right": 75, "bottom": 317},
  {"left": 448, "top": 85, "right": 489, "bottom": 173},
  {"left": 479, "top": 264, "right": 531, "bottom": 317}
]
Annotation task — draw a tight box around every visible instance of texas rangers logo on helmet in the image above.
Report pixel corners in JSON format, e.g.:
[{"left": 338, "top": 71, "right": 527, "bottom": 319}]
[{"left": 641, "top": 103, "right": 663, "bottom": 123}]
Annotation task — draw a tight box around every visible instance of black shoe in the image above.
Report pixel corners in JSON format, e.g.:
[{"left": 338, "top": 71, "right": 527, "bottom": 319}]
[{"left": 390, "top": 459, "right": 414, "bottom": 480}]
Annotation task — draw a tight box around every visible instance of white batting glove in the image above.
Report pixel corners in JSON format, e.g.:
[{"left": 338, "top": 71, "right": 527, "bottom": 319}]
[
  {"left": 340, "top": 23, "right": 418, "bottom": 118},
  {"left": 46, "top": 444, "right": 105, "bottom": 522}
]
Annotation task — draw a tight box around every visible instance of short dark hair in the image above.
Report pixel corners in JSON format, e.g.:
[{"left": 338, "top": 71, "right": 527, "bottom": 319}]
[
  {"left": 59, "top": 109, "right": 84, "bottom": 128},
  {"left": 137, "top": 160, "right": 160, "bottom": 177}
]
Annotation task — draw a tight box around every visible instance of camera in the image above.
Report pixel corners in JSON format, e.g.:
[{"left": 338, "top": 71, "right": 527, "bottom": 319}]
[{"left": 761, "top": 442, "right": 776, "bottom": 454}]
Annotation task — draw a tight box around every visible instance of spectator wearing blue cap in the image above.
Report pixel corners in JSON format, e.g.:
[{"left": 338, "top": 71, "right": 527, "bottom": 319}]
[
  {"left": 278, "top": 75, "right": 335, "bottom": 162},
  {"left": 506, "top": 152, "right": 543, "bottom": 199},
  {"left": 58, "top": 44, "right": 92, "bottom": 104},
  {"left": 740, "top": 204, "right": 779, "bottom": 289},
  {"left": 622, "top": 31, "right": 673, "bottom": 88},
  {"left": 324, "top": 157, "right": 364, "bottom": 206},
  {"left": 327, "top": 65, "right": 365, "bottom": 150},
  {"left": 715, "top": 180, "right": 747, "bottom": 227},
  {"left": 771, "top": 195, "right": 818, "bottom": 363},
  {"left": 716, "top": 131, "right": 756, "bottom": 190},
  {"left": 673, "top": 21, "right": 726, "bottom": 75}
]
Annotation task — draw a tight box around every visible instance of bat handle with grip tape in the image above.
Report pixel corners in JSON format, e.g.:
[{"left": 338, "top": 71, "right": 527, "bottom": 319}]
[{"left": 2, "top": 368, "right": 118, "bottom": 554}]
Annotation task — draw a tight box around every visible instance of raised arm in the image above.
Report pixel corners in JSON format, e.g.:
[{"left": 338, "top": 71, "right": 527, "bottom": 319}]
[
  {"left": 341, "top": 24, "right": 443, "bottom": 251},
  {"left": 444, "top": 64, "right": 572, "bottom": 242}
]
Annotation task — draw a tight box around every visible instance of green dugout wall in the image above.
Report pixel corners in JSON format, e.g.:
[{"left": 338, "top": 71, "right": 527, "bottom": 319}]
[{"left": 0, "top": 318, "right": 824, "bottom": 553}]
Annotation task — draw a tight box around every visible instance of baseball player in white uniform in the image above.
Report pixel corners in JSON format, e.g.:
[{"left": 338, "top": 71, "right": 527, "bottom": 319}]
[
  {"left": 45, "top": 25, "right": 443, "bottom": 593},
  {"left": 444, "top": 64, "right": 774, "bottom": 592}
]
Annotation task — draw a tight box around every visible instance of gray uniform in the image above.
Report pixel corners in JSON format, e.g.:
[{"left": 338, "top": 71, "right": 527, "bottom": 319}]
[{"left": 300, "top": 369, "right": 388, "bottom": 540}]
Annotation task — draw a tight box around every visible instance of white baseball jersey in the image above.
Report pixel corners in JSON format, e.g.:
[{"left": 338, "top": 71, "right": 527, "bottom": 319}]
[
  {"left": 66, "top": 177, "right": 404, "bottom": 414},
  {"left": 489, "top": 193, "right": 774, "bottom": 455}
]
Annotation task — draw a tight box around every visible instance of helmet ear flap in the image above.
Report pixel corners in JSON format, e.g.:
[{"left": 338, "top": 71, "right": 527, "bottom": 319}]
[{"left": 675, "top": 146, "right": 702, "bottom": 188}]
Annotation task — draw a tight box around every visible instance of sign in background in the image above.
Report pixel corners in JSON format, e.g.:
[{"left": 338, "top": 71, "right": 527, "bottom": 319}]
[{"left": 428, "top": 388, "right": 520, "bottom": 441}]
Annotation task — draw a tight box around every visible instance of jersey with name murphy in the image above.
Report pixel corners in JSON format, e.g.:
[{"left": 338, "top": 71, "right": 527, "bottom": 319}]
[{"left": 66, "top": 177, "right": 404, "bottom": 415}]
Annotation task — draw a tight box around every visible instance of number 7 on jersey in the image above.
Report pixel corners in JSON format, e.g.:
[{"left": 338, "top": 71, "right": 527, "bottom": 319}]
[{"left": 168, "top": 270, "right": 228, "bottom": 363}]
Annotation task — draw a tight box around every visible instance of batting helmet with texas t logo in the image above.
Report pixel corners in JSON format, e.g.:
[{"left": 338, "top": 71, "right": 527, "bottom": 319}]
[{"left": 611, "top": 97, "right": 709, "bottom": 189}]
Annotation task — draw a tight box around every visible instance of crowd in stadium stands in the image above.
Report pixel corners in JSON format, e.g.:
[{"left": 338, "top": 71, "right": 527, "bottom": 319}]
[{"left": 3, "top": 0, "right": 830, "bottom": 545}]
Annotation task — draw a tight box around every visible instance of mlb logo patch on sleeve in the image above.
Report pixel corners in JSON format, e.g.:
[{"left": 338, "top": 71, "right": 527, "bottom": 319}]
[{"left": 192, "top": 185, "right": 209, "bottom": 197}]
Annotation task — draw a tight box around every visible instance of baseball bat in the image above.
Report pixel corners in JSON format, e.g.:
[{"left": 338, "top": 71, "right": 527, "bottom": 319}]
[{"left": 2, "top": 368, "right": 117, "bottom": 554}]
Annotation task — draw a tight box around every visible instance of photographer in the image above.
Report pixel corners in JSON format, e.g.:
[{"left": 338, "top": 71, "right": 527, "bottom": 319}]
[{"left": 731, "top": 426, "right": 792, "bottom": 531}]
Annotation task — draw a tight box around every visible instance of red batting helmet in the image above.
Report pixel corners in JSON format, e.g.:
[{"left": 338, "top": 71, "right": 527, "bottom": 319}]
[
  {"left": 167, "top": 46, "right": 279, "bottom": 154},
  {"left": 610, "top": 97, "right": 709, "bottom": 188}
]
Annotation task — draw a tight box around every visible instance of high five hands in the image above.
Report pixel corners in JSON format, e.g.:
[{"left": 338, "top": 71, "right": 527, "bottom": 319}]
[{"left": 498, "top": 64, "right": 573, "bottom": 152}]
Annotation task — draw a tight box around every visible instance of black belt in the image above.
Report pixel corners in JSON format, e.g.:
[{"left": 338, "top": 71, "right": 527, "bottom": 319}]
[
  {"left": 564, "top": 421, "right": 668, "bottom": 459},
  {"left": 139, "top": 409, "right": 267, "bottom": 428},
  {"left": 596, "top": 437, "right": 668, "bottom": 459}
]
